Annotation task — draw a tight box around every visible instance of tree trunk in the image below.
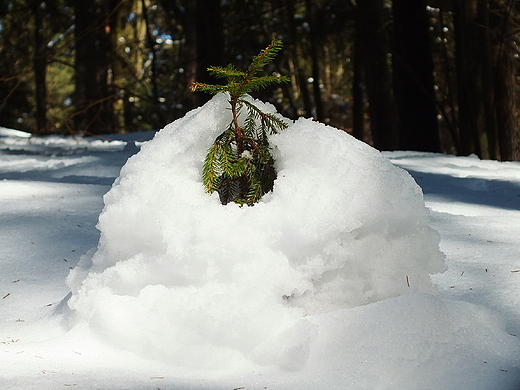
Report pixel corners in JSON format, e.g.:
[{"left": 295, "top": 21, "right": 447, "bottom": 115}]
[
  {"left": 305, "top": 0, "right": 324, "bottom": 122},
  {"left": 141, "top": 0, "right": 163, "bottom": 129},
  {"left": 453, "top": 0, "right": 495, "bottom": 158},
  {"left": 355, "top": 0, "right": 398, "bottom": 150},
  {"left": 438, "top": 5, "right": 461, "bottom": 152},
  {"left": 181, "top": 0, "right": 224, "bottom": 110},
  {"left": 32, "top": 0, "right": 47, "bottom": 134},
  {"left": 392, "top": 0, "right": 441, "bottom": 152},
  {"left": 285, "top": 0, "right": 313, "bottom": 118},
  {"left": 74, "top": 0, "right": 114, "bottom": 135},
  {"left": 490, "top": 0, "right": 518, "bottom": 161},
  {"left": 478, "top": 0, "right": 498, "bottom": 159},
  {"left": 196, "top": 0, "right": 224, "bottom": 82},
  {"left": 180, "top": 2, "right": 198, "bottom": 111},
  {"left": 352, "top": 30, "right": 365, "bottom": 142}
]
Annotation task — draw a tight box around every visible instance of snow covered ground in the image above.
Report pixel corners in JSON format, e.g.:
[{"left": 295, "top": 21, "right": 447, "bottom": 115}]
[{"left": 1, "top": 101, "right": 520, "bottom": 390}]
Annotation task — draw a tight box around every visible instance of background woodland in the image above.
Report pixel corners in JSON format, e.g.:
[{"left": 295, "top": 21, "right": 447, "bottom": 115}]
[{"left": 0, "top": 0, "right": 518, "bottom": 160}]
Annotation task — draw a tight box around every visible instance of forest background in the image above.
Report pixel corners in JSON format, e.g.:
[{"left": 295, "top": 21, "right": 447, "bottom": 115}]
[{"left": 0, "top": 0, "right": 518, "bottom": 160}]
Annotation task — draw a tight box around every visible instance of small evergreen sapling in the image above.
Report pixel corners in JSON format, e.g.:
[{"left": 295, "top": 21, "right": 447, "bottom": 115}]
[{"left": 191, "top": 40, "right": 290, "bottom": 206}]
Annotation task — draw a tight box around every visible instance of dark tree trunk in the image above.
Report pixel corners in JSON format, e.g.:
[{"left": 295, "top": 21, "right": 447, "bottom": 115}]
[
  {"left": 32, "top": 0, "right": 47, "bottom": 134},
  {"left": 352, "top": 33, "right": 365, "bottom": 142},
  {"left": 141, "top": 0, "right": 163, "bottom": 128},
  {"left": 74, "top": 0, "right": 114, "bottom": 135},
  {"left": 453, "top": 0, "right": 495, "bottom": 158},
  {"left": 181, "top": 0, "right": 224, "bottom": 110},
  {"left": 285, "top": 0, "right": 313, "bottom": 118},
  {"left": 355, "top": 0, "right": 398, "bottom": 150},
  {"left": 181, "top": 2, "right": 198, "bottom": 111},
  {"left": 490, "top": 0, "right": 518, "bottom": 161},
  {"left": 196, "top": 0, "right": 224, "bottom": 82},
  {"left": 438, "top": 5, "right": 462, "bottom": 152},
  {"left": 477, "top": 0, "right": 498, "bottom": 160},
  {"left": 305, "top": 0, "right": 324, "bottom": 122},
  {"left": 392, "top": 0, "right": 441, "bottom": 152}
]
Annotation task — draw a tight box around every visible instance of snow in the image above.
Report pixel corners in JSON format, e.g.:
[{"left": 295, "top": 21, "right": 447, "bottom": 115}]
[{"left": 1, "top": 94, "right": 520, "bottom": 389}]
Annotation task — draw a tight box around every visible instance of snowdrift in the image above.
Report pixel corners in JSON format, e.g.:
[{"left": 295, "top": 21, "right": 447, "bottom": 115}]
[{"left": 66, "top": 93, "right": 445, "bottom": 369}]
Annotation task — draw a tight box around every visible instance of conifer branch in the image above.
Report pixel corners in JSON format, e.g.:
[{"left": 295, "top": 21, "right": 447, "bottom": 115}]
[{"left": 192, "top": 39, "right": 289, "bottom": 206}]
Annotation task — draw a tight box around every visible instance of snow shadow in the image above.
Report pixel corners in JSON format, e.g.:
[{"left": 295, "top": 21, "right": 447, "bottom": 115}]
[
  {"left": 0, "top": 149, "right": 134, "bottom": 186},
  {"left": 403, "top": 168, "right": 520, "bottom": 212}
]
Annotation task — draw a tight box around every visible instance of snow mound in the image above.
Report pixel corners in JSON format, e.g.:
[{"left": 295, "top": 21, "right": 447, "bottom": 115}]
[
  {"left": 66, "top": 93, "right": 445, "bottom": 370},
  {"left": 299, "top": 294, "right": 520, "bottom": 390}
]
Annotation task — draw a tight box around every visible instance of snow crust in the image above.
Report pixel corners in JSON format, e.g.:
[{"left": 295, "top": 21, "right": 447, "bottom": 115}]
[{"left": 65, "top": 93, "right": 445, "bottom": 370}]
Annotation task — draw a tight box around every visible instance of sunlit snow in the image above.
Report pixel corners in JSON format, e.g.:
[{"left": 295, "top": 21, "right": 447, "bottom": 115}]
[{"left": 1, "top": 95, "right": 519, "bottom": 389}]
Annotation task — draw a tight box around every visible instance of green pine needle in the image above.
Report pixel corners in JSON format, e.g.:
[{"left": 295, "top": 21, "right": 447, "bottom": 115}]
[
  {"left": 207, "top": 64, "right": 245, "bottom": 79},
  {"left": 192, "top": 39, "right": 289, "bottom": 206}
]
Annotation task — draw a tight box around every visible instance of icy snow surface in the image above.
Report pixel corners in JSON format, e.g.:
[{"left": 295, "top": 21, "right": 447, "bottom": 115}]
[{"left": 1, "top": 94, "right": 519, "bottom": 389}]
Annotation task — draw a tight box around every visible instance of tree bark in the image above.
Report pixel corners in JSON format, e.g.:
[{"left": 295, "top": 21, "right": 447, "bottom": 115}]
[
  {"left": 74, "top": 0, "right": 114, "bottom": 134},
  {"left": 196, "top": 0, "right": 224, "bottom": 82},
  {"left": 453, "top": 0, "right": 496, "bottom": 158},
  {"left": 355, "top": 0, "right": 398, "bottom": 150},
  {"left": 490, "top": 0, "right": 518, "bottom": 161},
  {"left": 141, "top": 0, "right": 163, "bottom": 128},
  {"left": 305, "top": 0, "right": 324, "bottom": 122},
  {"left": 352, "top": 33, "right": 365, "bottom": 142},
  {"left": 285, "top": 0, "right": 313, "bottom": 118},
  {"left": 32, "top": 0, "right": 47, "bottom": 134},
  {"left": 181, "top": 0, "right": 224, "bottom": 110},
  {"left": 392, "top": 0, "right": 441, "bottom": 152}
]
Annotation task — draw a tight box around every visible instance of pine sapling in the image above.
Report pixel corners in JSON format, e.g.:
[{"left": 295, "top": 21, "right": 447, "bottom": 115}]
[{"left": 191, "top": 39, "right": 290, "bottom": 206}]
